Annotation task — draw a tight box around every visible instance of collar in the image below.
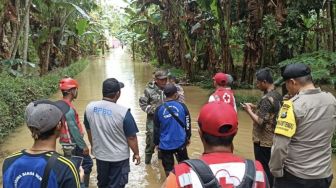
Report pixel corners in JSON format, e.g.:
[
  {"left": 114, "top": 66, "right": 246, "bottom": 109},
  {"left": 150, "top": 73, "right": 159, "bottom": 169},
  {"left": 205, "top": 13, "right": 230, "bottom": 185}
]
[
  {"left": 298, "top": 87, "right": 321, "bottom": 95},
  {"left": 102, "top": 97, "right": 116, "bottom": 103}
]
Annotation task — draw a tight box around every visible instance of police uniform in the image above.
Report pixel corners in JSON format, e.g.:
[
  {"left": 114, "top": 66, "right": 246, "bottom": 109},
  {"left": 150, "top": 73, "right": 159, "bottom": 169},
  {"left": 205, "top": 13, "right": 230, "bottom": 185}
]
[{"left": 269, "top": 63, "right": 336, "bottom": 188}]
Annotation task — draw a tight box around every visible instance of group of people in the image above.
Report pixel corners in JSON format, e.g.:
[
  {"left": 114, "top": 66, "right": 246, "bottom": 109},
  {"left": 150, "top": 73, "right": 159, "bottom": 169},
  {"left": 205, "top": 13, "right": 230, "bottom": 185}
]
[{"left": 2, "top": 62, "right": 336, "bottom": 188}]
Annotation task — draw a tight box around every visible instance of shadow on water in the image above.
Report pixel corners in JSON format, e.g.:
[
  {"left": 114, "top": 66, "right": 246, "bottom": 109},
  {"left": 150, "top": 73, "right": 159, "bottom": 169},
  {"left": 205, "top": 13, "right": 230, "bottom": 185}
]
[{"left": 0, "top": 48, "right": 335, "bottom": 187}]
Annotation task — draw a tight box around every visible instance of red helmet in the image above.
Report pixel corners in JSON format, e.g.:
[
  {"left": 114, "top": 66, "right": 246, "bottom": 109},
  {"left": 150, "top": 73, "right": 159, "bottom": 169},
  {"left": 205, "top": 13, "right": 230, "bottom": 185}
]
[{"left": 59, "top": 77, "right": 79, "bottom": 90}]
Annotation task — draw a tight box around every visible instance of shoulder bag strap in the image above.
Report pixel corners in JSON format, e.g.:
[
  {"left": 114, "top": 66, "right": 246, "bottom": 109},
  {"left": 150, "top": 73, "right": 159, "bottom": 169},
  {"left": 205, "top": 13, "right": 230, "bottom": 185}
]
[
  {"left": 163, "top": 102, "right": 186, "bottom": 129},
  {"left": 183, "top": 159, "right": 221, "bottom": 188},
  {"left": 237, "top": 159, "right": 256, "bottom": 188},
  {"left": 41, "top": 152, "right": 59, "bottom": 188}
]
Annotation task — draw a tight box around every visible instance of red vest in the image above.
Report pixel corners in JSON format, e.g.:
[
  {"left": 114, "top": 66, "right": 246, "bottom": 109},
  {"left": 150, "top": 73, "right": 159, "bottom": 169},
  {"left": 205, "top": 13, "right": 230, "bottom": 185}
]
[
  {"left": 174, "top": 152, "right": 267, "bottom": 188},
  {"left": 209, "top": 88, "right": 236, "bottom": 110},
  {"left": 59, "top": 100, "right": 84, "bottom": 143}
]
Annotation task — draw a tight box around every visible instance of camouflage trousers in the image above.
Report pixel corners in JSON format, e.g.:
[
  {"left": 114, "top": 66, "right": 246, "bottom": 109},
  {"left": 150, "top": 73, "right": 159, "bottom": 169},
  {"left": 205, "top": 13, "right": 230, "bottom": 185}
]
[{"left": 145, "top": 117, "right": 155, "bottom": 164}]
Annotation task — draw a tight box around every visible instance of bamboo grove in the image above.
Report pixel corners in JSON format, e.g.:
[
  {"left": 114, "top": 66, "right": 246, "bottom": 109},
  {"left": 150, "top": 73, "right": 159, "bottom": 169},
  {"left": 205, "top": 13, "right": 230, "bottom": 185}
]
[{"left": 120, "top": 0, "right": 336, "bottom": 84}]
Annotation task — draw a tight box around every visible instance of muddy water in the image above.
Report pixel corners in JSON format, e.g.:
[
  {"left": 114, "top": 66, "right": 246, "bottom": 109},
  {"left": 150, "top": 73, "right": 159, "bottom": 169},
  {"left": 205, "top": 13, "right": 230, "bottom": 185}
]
[{"left": 1, "top": 48, "right": 336, "bottom": 187}]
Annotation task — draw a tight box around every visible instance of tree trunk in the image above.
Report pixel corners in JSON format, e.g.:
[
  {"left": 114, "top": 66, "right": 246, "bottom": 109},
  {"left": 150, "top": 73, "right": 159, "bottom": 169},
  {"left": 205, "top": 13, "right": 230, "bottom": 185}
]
[
  {"left": 10, "top": 0, "right": 32, "bottom": 59},
  {"left": 217, "top": 0, "right": 233, "bottom": 73},
  {"left": 316, "top": 9, "right": 320, "bottom": 51},
  {"left": 22, "top": 0, "right": 30, "bottom": 74},
  {"left": 241, "top": 0, "right": 262, "bottom": 84},
  {"left": 9, "top": 0, "right": 20, "bottom": 56},
  {"left": 38, "top": 37, "right": 52, "bottom": 76},
  {"left": 330, "top": 0, "right": 335, "bottom": 52}
]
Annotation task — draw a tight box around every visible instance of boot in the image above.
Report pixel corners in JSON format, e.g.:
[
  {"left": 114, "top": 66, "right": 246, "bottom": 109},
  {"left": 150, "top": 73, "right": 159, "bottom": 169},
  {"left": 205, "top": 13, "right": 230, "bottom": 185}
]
[
  {"left": 84, "top": 174, "right": 90, "bottom": 188},
  {"left": 145, "top": 154, "right": 152, "bottom": 164}
]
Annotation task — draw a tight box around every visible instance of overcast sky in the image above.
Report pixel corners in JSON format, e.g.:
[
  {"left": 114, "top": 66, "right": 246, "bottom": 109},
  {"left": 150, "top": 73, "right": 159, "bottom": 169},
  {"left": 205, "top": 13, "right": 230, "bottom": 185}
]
[{"left": 101, "top": 0, "right": 129, "bottom": 7}]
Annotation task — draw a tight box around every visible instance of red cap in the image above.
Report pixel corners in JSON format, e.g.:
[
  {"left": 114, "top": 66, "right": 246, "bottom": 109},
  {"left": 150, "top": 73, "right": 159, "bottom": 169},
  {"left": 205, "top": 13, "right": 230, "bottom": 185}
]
[
  {"left": 213, "top": 72, "right": 227, "bottom": 86},
  {"left": 198, "top": 102, "right": 238, "bottom": 137},
  {"left": 59, "top": 78, "right": 79, "bottom": 90}
]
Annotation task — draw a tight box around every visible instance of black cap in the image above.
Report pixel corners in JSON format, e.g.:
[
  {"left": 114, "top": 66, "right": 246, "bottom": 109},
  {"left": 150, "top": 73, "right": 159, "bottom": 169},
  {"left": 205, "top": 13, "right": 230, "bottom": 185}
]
[
  {"left": 256, "top": 68, "right": 273, "bottom": 83},
  {"left": 102, "top": 78, "right": 124, "bottom": 96},
  {"left": 281, "top": 63, "right": 311, "bottom": 80},
  {"left": 164, "top": 84, "right": 177, "bottom": 97}
]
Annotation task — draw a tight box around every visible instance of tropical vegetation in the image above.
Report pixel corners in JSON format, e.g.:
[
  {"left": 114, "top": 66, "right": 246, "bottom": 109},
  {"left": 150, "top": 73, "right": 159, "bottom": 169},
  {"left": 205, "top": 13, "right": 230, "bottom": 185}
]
[{"left": 119, "top": 0, "right": 336, "bottom": 86}]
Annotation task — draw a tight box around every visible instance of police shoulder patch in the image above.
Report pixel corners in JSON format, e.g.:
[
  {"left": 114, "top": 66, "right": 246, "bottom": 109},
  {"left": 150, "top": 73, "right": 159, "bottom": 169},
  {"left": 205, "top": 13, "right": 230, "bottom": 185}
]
[{"left": 275, "top": 100, "right": 296, "bottom": 137}]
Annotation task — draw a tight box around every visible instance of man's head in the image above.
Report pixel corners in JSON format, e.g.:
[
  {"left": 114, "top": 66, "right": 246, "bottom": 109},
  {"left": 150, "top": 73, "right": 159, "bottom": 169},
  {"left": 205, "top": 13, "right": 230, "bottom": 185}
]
[
  {"left": 213, "top": 72, "right": 227, "bottom": 87},
  {"left": 226, "top": 74, "right": 234, "bottom": 87},
  {"left": 281, "top": 63, "right": 312, "bottom": 96},
  {"left": 154, "top": 70, "right": 168, "bottom": 89},
  {"left": 198, "top": 102, "right": 238, "bottom": 148},
  {"left": 255, "top": 68, "right": 273, "bottom": 92},
  {"left": 102, "top": 78, "right": 124, "bottom": 100},
  {"left": 164, "top": 84, "right": 178, "bottom": 100},
  {"left": 25, "top": 100, "right": 69, "bottom": 140},
  {"left": 168, "top": 75, "right": 179, "bottom": 84},
  {"left": 59, "top": 77, "right": 79, "bottom": 99}
]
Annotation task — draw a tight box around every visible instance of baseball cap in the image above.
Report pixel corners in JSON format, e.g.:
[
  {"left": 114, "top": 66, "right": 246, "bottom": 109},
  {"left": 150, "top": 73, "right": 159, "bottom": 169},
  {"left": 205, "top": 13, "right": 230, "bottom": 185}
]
[
  {"left": 198, "top": 102, "right": 238, "bottom": 137},
  {"left": 154, "top": 70, "right": 168, "bottom": 79},
  {"left": 164, "top": 84, "right": 178, "bottom": 97},
  {"left": 25, "top": 100, "right": 70, "bottom": 134},
  {"left": 102, "top": 78, "right": 124, "bottom": 96},
  {"left": 281, "top": 63, "right": 311, "bottom": 80},
  {"left": 213, "top": 72, "right": 227, "bottom": 86}
]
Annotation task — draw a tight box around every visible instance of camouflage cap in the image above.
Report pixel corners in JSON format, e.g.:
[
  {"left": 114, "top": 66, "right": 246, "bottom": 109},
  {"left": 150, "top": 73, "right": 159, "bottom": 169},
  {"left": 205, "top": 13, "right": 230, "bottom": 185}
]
[{"left": 154, "top": 70, "right": 168, "bottom": 79}]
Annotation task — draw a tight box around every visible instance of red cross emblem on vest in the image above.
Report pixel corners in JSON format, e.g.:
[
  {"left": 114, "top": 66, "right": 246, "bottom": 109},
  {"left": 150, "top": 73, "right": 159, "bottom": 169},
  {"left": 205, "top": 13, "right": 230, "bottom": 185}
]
[{"left": 223, "top": 93, "right": 231, "bottom": 103}]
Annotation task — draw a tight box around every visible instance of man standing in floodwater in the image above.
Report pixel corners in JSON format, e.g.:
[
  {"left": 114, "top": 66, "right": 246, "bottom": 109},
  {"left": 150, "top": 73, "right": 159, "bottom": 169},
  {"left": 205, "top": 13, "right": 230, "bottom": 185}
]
[
  {"left": 58, "top": 77, "right": 93, "bottom": 187},
  {"left": 84, "top": 78, "right": 140, "bottom": 188},
  {"left": 209, "top": 72, "right": 237, "bottom": 111},
  {"left": 163, "top": 102, "right": 269, "bottom": 188},
  {"left": 270, "top": 63, "right": 336, "bottom": 188},
  {"left": 242, "top": 68, "right": 282, "bottom": 186},
  {"left": 139, "top": 70, "right": 168, "bottom": 164},
  {"left": 154, "top": 84, "right": 191, "bottom": 176}
]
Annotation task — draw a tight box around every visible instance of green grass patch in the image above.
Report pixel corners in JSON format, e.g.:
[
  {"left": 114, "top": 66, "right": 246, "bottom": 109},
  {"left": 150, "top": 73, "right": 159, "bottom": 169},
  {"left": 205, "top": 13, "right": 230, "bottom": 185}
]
[{"left": 0, "top": 59, "right": 89, "bottom": 142}]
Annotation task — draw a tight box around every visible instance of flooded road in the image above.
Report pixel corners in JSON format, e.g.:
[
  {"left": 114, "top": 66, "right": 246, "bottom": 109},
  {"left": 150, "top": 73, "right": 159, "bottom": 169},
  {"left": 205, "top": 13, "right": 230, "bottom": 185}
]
[{"left": 1, "top": 48, "right": 336, "bottom": 187}]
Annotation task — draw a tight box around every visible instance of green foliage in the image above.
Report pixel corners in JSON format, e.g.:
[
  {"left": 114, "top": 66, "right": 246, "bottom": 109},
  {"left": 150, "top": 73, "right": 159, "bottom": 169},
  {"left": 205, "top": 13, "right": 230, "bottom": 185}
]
[
  {"left": 0, "top": 59, "right": 88, "bottom": 142},
  {"left": 279, "top": 51, "right": 336, "bottom": 84}
]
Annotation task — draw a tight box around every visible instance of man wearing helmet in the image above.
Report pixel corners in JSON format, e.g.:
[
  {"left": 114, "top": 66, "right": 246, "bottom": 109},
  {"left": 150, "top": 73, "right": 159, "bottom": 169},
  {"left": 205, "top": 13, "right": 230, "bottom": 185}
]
[{"left": 59, "top": 77, "right": 93, "bottom": 188}]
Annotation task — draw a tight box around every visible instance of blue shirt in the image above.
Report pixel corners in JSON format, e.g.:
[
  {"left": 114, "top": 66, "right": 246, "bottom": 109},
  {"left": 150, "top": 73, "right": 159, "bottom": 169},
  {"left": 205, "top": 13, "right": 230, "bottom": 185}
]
[
  {"left": 153, "top": 100, "right": 191, "bottom": 150},
  {"left": 2, "top": 150, "right": 81, "bottom": 188}
]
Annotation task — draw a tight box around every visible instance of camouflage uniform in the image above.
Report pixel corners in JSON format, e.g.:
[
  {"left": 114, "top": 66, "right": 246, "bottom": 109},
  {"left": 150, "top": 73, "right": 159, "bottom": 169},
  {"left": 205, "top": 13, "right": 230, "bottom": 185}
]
[{"left": 139, "top": 81, "right": 165, "bottom": 163}]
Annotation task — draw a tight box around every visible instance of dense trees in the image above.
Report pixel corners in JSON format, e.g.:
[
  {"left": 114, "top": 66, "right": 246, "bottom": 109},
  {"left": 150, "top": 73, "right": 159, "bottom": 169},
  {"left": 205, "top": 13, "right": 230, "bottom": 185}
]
[
  {"left": 121, "top": 0, "right": 336, "bottom": 84},
  {"left": 0, "top": 0, "right": 110, "bottom": 76}
]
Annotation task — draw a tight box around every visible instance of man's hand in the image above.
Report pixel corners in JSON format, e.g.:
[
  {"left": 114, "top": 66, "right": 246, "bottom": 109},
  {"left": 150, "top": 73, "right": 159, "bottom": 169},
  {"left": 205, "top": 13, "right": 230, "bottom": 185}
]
[
  {"left": 133, "top": 154, "right": 141, "bottom": 165},
  {"left": 83, "top": 147, "right": 90, "bottom": 156},
  {"left": 79, "top": 166, "right": 85, "bottom": 183},
  {"left": 243, "top": 103, "right": 255, "bottom": 112}
]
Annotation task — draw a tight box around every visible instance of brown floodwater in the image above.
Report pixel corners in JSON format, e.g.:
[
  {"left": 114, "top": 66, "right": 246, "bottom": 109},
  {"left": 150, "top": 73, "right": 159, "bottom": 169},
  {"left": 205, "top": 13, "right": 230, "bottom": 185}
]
[{"left": 1, "top": 48, "right": 336, "bottom": 187}]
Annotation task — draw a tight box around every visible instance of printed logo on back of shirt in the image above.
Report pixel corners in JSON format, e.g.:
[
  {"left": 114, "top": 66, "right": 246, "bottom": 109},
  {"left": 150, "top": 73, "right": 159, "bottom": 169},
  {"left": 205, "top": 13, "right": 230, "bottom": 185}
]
[{"left": 93, "top": 107, "right": 112, "bottom": 116}]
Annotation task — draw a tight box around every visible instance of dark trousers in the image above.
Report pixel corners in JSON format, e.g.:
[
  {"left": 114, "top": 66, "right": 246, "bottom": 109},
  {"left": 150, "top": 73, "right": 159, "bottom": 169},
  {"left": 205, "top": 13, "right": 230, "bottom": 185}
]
[
  {"left": 72, "top": 146, "right": 93, "bottom": 175},
  {"left": 161, "top": 146, "right": 189, "bottom": 176},
  {"left": 96, "top": 158, "right": 130, "bottom": 188},
  {"left": 254, "top": 143, "right": 273, "bottom": 186},
  {"left": 274, "top": 171, "right": 333, "bottom": 188}
]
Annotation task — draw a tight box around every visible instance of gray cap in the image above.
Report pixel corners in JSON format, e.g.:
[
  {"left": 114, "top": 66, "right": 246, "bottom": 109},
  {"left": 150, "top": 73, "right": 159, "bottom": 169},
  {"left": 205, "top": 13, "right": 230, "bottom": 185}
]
[
  {"left": 25, "top": 100, "right": 70, "bottom": 134},
  {"left": 154, "top": 70, "right": 168, "bottom": 79}
]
